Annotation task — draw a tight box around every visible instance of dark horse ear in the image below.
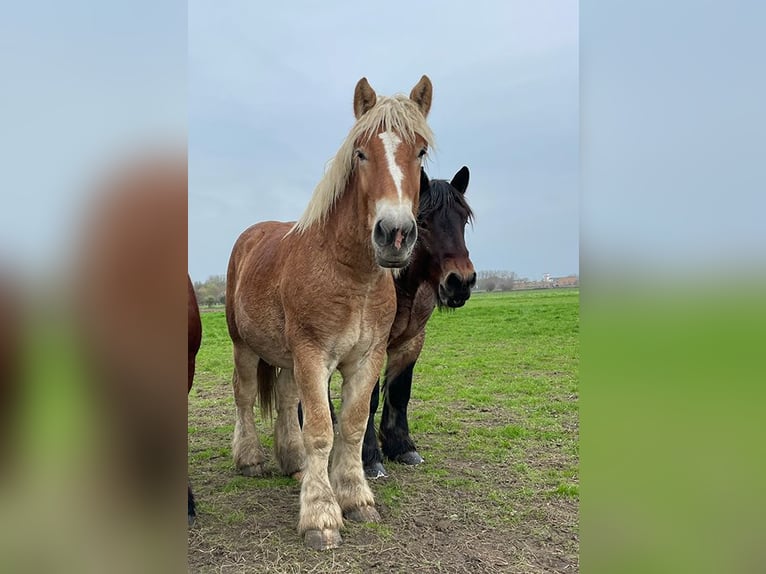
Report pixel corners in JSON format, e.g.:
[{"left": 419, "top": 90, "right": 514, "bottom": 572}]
[
  {"left": 450, "top": 166, "right": 470, "bottom": 194},
  {"left": 353, "top": 77, "right": 377, "bottom": 119},
  {"left": 420, "top": 167, "right": 430, "bottom": 193},
  {"left": 409, "top": 75, "right": 433, "bottom": 118}
]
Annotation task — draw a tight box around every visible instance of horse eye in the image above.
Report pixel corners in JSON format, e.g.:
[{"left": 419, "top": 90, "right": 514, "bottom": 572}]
[
  {"left": 355, "top": 149, "right": 367, "bottom": 161},
  {"left": 418, "top": 148, "right": 427, "bottom": 159}
]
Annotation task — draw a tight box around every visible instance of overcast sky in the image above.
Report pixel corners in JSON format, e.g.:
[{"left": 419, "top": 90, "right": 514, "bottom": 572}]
[
  {"left": 1, "top": 2, "right": 185, "bottom": 275},
  {"left": 189, "top": 1, "right": 579, "bottom": 283}
]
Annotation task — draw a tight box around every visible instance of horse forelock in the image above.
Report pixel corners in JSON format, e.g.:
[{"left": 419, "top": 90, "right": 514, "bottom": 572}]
[
  {"left": 291, "top": 95, "right": 435, "bottom": 234},
  {"left": 418, "top": 179, "right": 474, "bottom": 227}
]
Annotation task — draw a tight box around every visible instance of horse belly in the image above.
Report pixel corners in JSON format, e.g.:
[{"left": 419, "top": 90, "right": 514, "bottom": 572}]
[{"left": 235, "top": 299, "right": 294, "bottom": 369}]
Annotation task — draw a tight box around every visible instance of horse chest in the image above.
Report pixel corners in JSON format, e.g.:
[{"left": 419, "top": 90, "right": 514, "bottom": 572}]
[{"left": 332, "top": 297, "right": 391, "bottom": 362}]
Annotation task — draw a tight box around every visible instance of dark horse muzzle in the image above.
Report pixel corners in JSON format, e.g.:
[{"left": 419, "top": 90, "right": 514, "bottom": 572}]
[
  {"left": 372, "top": 215, "right": 417, "bottom": 268},
  {"left": 438, "top": 269, "right": 477, "bottom": 307}
]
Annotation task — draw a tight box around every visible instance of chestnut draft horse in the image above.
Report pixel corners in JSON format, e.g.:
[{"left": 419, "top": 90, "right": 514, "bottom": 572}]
[
  {"left": 187, "top": 274, "right": 202, "bottom": 525},
  {"left": 226, "top": 76, "right": 434, "bottom": 550}
]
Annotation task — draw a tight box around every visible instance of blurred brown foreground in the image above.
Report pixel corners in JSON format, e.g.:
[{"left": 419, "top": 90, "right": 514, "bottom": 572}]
[{"left": 0, "top": 150, "right": 188, "bottom": 574}]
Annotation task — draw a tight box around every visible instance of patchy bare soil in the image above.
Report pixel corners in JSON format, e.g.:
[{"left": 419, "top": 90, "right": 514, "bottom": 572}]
[{"left": 188, "top": 399, "right": 578, "bottom": 572}]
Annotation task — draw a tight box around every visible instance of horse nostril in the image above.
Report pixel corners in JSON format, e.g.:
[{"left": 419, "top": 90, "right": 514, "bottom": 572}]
[
  {"left": 446, "top": 271, "right": 476, "bottom": 293},
  {"left": 373, "top": 220, "right": 386, "bottom": 246},
  {"left": 392, "top": 227, "right": 405, "bottom": 250},
  {"left": 403, "top": 220, "right": 417, "bottom": 247},
  {"left": 446, "top": 272, "right": 462, "bottom": 291}
]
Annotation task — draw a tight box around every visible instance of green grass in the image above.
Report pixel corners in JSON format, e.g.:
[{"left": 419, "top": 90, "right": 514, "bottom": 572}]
[
  {"left": 194, "top": 288, "right": 578, "bottom": 494},
  {"left": 189, "top": 288, "right": 579, "bottom": 571},
  {"left": 375, "top": 482, "right": 404, "bottom": 507},
  {"left": 222, "top": 475, "right": 295, "bottom": 493},
  {"left": 358, "top": 522, "right": 393, "bottom": 538},
  {"left": 552, "top": 483, "right": 579, "bottom": 497}
]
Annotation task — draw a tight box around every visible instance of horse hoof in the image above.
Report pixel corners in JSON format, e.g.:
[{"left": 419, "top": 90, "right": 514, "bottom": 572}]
[
  {"left": 187, "top": 513, "right": 196, "bottom": 527},
  {"left": 396, "top": 451, "right": 424, "bottom": 466},
  {"left": 291, "top": 470, "right": 304, "bottom": 482},
  {"left": 344, "top": 505, "right": 381, "bottom": 523},
  {"left": 364, "top": 462, "right": 388, "bottom": 480},
  {"left": 304, "top": 528, "right": 342, "bottom": 551},
  {"left": 239, "top": 463, "right": 265, "bottom": 477}
]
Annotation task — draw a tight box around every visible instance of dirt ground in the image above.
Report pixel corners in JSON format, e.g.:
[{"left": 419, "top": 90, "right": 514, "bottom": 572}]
[{"left": 187, "top": 386, "right": 578, "bottom": 573}]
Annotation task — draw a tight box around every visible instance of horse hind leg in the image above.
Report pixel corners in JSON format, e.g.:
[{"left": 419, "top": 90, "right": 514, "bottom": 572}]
[
  {"left": 231, "top": 342, "right": 266, "bottom": 476},
  {"left": 274, "top": 368, "right": 306, "bottom": 479}
]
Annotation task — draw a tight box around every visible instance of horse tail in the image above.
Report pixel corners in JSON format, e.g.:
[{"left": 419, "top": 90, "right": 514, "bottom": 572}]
[{"left": 257, "top": 360, "right": 278, "bottom": 421}]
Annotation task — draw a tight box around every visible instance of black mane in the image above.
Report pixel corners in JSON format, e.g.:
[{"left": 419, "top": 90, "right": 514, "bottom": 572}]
[{"left": 418, "top": 178, "right": 474, "bottom": 225}]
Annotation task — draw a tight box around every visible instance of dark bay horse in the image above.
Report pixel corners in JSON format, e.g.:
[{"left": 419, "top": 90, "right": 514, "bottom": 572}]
[
  {"left": 362, "top": 167, "right": 475, "bottom": 478},
  {"left": 188, "top": 274, "right": 202, "bottom": 525},
  {"left": 226, "top": 76, "right": 434, "bottom": 550}
]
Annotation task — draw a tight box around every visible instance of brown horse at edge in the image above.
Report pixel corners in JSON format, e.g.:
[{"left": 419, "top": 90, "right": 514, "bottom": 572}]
[{"left": 187, "top": 274, "right": 202, "bottom": 525}]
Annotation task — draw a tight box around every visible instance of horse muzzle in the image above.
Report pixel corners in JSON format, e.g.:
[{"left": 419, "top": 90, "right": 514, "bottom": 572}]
[
  {"left": 438, "top": 270, "right": 477, "bottom": 307},
  {"left": 372, "top": 216, "right": 417, "bottom": 268}
]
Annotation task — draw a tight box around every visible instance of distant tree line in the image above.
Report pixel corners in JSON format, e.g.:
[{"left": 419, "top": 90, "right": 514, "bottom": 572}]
[
  {"left": 475, "top": 271, "right": 578, "bottom": 291},
  {"left": 476, "top": 270, "right": 518, "bottom": 292},
  {"left": 194, "top": 270, "right": 575, "bottom": 304},
  {"left": 193, "top": 275, "right": 226, "bottom": 307}
]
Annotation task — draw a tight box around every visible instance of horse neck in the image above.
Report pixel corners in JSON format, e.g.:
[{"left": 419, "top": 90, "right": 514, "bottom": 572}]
[
  {"left": 395, "top": 238, "right": 437, "bottom": 302},
  {"left": 322, "top": 177, "right": 381, "bottom": 278}
]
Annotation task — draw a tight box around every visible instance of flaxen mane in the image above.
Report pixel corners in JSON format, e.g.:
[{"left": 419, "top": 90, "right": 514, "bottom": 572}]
[{"left": 292, "top": 95, "right": 435, "bottom": 233}]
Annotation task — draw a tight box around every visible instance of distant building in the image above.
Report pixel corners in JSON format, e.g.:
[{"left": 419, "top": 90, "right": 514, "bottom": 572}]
[{"left": 552, "top": 275, "right": 578, "bottom": 288}]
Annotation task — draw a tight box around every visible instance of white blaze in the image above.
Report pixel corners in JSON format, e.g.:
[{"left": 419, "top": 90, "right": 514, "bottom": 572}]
[{"left": 378, "top": 131, "right": 403, "bottom": 201}]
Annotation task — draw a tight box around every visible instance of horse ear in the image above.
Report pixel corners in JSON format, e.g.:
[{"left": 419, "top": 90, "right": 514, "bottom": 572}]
[
  {"left": 450, "top": 166, "right": 470, "bottom": 194},
  {"left": 409, "top": 75, "right": 433, "bottom": 118},
  {"left": 420, "top": 167, "right": 430, "bottom": 193},
  {"left": 353, "top": 77, "right": 377, "bottom": 119}
]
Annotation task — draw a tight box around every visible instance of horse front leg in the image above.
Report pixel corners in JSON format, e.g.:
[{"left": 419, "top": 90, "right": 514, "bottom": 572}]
[
  {"left": 379, "top": 333, "right": 425, "bottom": 465},
  {"left": 362, "top": 380, "right": 387, "bottom": 479},
  {"left": 332, "top": 346, "right": 386, "bottom": 523},
  {"left": 293, "top": 353, "right": 343, "bottom": 550},
  {"left": 297, "top": 379, "right": 337, "bottom": 429}
]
